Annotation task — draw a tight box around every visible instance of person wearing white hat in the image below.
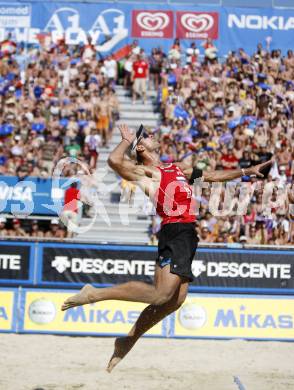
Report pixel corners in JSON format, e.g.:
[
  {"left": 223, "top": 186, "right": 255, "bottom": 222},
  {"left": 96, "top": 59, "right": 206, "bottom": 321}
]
[{"left": 45, "top": 218, "right": 66, "bottom": 239}]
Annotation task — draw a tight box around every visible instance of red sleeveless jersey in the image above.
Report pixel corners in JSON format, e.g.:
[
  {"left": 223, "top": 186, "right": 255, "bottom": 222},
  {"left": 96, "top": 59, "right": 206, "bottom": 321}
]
[{"left": 155, "top": 163, "right": 196, "bottom": 226}]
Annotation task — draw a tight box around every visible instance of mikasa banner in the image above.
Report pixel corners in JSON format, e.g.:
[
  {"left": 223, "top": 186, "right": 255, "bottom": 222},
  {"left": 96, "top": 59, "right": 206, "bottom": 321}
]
[
  {"left": 2, "top": 1, "right": 294, "bottom": 56},
  {"left": 3, "top": 288, "right": 294, "bottom": 341},
  {"left": 173, "top": 294, "right": 294, "bottom": 341}
]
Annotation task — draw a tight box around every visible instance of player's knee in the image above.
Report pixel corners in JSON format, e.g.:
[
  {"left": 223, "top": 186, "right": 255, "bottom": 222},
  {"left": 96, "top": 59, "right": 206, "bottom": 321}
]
[{"left": 152, "top": 290, "right": 174, "bottom": 306}]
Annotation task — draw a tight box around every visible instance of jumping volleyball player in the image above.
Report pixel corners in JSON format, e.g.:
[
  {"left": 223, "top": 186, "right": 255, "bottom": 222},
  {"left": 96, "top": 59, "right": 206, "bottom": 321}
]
[{"left": 62, "top": 124, "right": 272, "bottom": 372}]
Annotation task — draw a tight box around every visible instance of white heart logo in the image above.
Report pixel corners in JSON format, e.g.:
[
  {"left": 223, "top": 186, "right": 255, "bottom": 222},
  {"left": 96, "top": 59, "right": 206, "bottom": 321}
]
[
  {"left": 181, "top": 13, "right": 214, "bottom": 33},
  {"left": 137, "top": 12, "right": 169, "bottom": 31}
]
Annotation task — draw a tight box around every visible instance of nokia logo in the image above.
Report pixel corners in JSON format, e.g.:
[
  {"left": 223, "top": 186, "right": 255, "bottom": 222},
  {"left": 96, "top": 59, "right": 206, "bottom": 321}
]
[{"left": 228, "top": 14, "right": 294, "bottom": 31}]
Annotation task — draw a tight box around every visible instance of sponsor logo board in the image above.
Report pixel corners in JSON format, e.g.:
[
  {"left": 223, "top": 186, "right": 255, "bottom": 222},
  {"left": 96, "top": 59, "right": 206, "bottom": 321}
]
[
  {"left": 0, "top": 244, "right": 32, "bottom": 283},
  {"left": 176, "top": 11, "right": 219, "bottom": 39},
  {"left": 174, "top": 294, "right": 294, "bottom": 339},
  {"left": 22, "top": 290, "right": 164, "bottom": 336},
  {"left": 132, "top": 10, "right": 173, "bottom": 38},
  {"left": 0, "top": 3, "right": 31, "bottom": 28},
  {"left": 228, "top": 14, "right": 294, "bottom": 31}
]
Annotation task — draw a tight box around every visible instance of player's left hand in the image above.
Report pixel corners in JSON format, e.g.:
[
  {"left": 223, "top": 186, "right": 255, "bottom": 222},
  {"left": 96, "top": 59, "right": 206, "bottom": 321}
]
[{"left": 119, "top": 124, "right": 135, "bottom": 145}]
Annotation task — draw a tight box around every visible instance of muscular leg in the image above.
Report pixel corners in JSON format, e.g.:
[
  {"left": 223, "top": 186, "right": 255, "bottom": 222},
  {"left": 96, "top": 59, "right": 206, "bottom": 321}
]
[
  {"left": 107, "top": 280, "right": 188, "bottom": 372},
  {"left": 61, "top": 265, "right": 181, "bottom": 311}
]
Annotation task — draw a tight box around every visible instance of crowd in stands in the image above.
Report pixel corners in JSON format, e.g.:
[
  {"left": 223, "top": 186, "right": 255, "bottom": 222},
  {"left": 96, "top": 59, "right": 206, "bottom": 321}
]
[
  {"left": 0, "top": 35, "right": 119, "bottom": 238},
  {"left": 0, "top": 34, "right": 294, "bottom": 245},
  {"left": 137, "top": 39, "right": 294, "bottom": 246}
]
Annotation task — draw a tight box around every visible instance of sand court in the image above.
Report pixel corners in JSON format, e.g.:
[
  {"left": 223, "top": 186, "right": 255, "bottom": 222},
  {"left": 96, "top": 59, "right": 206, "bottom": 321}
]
[{"left": 1, "top": 334, "right": 293, "bottom": 390}]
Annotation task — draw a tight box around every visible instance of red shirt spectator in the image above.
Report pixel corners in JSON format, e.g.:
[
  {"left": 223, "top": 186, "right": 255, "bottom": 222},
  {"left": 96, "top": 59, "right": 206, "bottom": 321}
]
[
  {"left": 221, "top": 150, "right": 239, "bottom": 170},
  {"left": 133, "top": 59, "right": 148, "bottom": 79},
  {"left": 63, "top": 183, "right": 80, "bottom": 212}
]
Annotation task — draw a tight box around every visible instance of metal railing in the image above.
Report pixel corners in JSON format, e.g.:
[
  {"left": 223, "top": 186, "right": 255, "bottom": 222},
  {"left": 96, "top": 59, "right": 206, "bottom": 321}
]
[{"left": 1, "top": 235, "right": 294, "bottom": 250}]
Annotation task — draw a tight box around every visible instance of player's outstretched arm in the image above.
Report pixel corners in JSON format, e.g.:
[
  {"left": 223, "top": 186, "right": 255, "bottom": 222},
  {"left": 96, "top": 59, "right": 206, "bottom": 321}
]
[
  {"left": 180, "top": 159, "right": 274, "bottom": 183},
  {"left": 203, "top": 159, "right": 274, "bottom": 182},
  {"left": 108, "top": 124, "right": 142, "bottom": 182}
]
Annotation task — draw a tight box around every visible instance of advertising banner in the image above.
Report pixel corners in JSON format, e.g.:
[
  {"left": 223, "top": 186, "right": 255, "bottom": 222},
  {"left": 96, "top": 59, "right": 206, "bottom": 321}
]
[
  {"left": 132, "top": 10, "right": 173, "bottom": 39},
  {"left": 0, "top": 288, "right": 17, "bottom": 332},
  {"left": 0, "top": 176, "right": 68, "bottom": 216},
  {"left": 176, "top": 11, "right": 219, "bottom": 40},
  {"left": 1, "top": 2, "right": 293, "bottom": 57},
  {"left": 19, "top": 289, "right": 165, "bottom": 336},
  {"left": 0, "top": 242, "right": 34, "bottom": 285},
  {"left": 191, "top": 248, "right": 294, "bottom": 292},
  {"left": 38, "top": 243, "right": 294, "bottom": 294},
  {"left": 173, "top": 294, "right": 294, "bottom": 340},
  {"left": 38, "top": 243, "right": 156, "bottom": 287},
  {"left": 0, "top": 2, "right": 31, "bottom": 28}
]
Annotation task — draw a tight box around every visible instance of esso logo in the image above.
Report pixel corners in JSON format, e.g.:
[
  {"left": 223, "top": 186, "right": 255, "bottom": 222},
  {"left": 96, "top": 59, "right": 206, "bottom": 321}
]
[
  {"left": 181, "top": 13, "right": 214, "bottom": 33},
  {"left": 137, "top": 12, "right": 169, "bottom": 31}
]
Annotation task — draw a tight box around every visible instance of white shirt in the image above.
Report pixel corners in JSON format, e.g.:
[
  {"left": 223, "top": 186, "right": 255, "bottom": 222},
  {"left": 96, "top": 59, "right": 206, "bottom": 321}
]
[
  {"left": 124, "top": 60, "right": 133, "bottom": 73},
  {"left": 85, "top": 134, "right": 101, "bottom": 152},
  {"left": 104, "top": 59, "right": 117, "bottom": 78}
]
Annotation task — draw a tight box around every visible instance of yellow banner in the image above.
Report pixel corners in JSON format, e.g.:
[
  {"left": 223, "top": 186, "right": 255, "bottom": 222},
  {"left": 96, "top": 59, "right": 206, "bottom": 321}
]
[
  {"left": 0, "top": 290, "right": 15, "bottom": 331},
  {"left": 23, "top": 290, "right": 164, "bottom": 336},
  {"left": 174, "top": 294, "right": 294, "bottom": 340}
]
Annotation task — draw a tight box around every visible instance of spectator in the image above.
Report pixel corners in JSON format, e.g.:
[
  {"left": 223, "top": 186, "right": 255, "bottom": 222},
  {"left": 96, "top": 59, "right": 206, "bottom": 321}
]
[
  {"left": 60, "top": 182, "right": 81, "bottom": 237},
  {"left": 45, "top": 218, "right": 66, "bottom": 239},
  {"left": 132, "top": 54, "right": 149, "bottom": 104},
  {"left": 0, "top": 216, "right": 8, "bottom": 237},
  {"left": 9, "top": 218, "right": 27, "bottom": 237},
  {"left": 30, "top": 220, "right": 44, "bottom": 237},
  {"left": 95, "top": 89, "right": 111, "bottom": 148},
  {"left": 85, "top": 128, "right": 101, "bottom": 169},
  {"left": 123, "top": 54, "right": 133, "bottom": 89}
]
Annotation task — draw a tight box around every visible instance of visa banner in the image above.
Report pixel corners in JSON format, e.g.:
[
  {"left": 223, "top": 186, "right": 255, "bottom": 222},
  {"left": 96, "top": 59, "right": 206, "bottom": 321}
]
[
  {"left": 173, "top": 294, "right": 294, "bottom": 340},
  {"left": 0, "top": 288, "right": 17, "bottom": 332},
  {"left": 0, "top": 176, "right": 70, "bottom": 216},
  {"left": 2, "top": 2, "right": 294, "bottom": 57},
  {"left": 19, "top": 289, "right": 165, "bottom": 337}
]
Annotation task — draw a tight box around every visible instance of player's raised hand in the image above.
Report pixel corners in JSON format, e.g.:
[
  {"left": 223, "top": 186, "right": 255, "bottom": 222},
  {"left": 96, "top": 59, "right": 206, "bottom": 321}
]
[{"left": 119, "top": 124, "right": 135, "bottom": 145}]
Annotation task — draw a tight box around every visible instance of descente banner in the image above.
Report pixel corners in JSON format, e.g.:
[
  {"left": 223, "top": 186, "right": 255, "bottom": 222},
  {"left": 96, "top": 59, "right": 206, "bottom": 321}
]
[
  {"left": 37, "top": 243, "right": 294, "bottom": 293},
  {"left": 38, "top": 243, "right": 156, "bottom": 286},
  {"left": 0, "top": 242, "right": 34, "bottom": 285}
]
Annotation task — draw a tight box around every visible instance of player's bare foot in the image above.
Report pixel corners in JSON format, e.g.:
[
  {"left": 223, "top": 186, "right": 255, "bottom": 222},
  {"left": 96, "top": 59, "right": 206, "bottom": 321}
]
[
  {"left": 106, "top": 336, "right": 136, "bottom": 373},
  {"left": 61, "top": 284, "right": 96, "bottom": 311}
]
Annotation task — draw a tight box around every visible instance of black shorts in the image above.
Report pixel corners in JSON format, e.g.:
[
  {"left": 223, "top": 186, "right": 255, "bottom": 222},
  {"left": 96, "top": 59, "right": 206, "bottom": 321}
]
[{"left": 156, "top": 222, "right": 198, "bottom": 282}]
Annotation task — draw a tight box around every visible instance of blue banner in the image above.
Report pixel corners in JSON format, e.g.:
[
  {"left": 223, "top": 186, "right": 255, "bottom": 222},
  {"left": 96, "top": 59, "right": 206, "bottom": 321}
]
[
  {"left": 0, "top": 176, "right": 68, "bottom": 216},
  {"left": 1, "top": 2, "right": 294, "bottom": 57}
]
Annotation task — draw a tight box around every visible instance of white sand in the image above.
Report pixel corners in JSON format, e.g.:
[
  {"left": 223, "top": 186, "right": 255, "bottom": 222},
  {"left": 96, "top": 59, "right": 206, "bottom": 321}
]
[{"left": 0, "top": 334, "right": 293, "bottom": 390}]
